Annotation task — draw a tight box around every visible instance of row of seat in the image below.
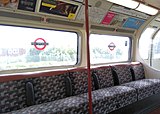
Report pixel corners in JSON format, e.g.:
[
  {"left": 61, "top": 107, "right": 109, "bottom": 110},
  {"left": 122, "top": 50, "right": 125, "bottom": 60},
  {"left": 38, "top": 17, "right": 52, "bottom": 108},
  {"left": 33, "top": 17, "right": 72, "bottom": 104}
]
[{"left": 1, "top": 62, "right": 160, "bottom": 114}]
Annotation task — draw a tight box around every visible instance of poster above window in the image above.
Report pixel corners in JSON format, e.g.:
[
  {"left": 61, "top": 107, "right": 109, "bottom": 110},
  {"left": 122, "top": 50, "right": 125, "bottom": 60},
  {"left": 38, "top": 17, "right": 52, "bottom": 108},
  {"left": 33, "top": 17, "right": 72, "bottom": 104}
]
[
  {"left": 101, "top": 12, "right": 115, "bottom": 25},
  {"left": 18, "top": 0, "right": 37, "bottom": 12},
  {"left": 38, "top": 0, "right": 80, "bottom": 20},
  {"left": 76, "top": 5, "right": 106, "bottom": 24},
  {"left": 123, "top": 17, "right": 145, "bottom": 29},
  {"left": 0, "top": 0, "right": 18, "bottom": 9},
  {"left": 0, "top": 0, "right": 37, "bottom": 12}
]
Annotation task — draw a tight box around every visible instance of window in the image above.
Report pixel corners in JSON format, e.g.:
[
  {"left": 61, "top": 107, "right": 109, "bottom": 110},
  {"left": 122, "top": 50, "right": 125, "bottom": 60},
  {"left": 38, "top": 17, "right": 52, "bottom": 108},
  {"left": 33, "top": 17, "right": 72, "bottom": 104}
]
[
  {"left": 0, "top": 25, "right": 78, "bottom": 71},
  {"left": 90, "top": 34, "right": 131, "bottom": 64},
  {"left": 139, "top": 27, "right": 160, "bottom": 70},
  {"left": 139, "top": 28, "right": 156, "bottom": 59},
  {"left": 151, "top": 30, "right": 160, "bottom": 69},
  {"left": 153, "top": 30, "right": 160, "bottom": 59}
]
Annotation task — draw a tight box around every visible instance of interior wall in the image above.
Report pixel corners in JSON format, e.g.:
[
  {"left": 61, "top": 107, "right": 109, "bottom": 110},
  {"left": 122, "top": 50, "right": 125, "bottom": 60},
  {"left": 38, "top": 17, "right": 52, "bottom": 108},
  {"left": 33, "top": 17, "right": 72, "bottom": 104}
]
[
  {"left": 0, "top": 0, "right": 155, "bottom": 74},
  {"left": 134, "top": 13, "right": 160, "bottom": 78}
]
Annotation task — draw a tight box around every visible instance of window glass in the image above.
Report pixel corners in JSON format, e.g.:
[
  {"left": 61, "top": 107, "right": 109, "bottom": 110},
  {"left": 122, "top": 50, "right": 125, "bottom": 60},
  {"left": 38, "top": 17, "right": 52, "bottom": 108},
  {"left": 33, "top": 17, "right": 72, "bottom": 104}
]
[
  {"left": 151, "top": 30, "right": 160, "bottom": 69},
  {"left": 139, "top": 28, "right": 156, "bottom": 59},
  {"left": 0, "top": 25, "right": 78, "bottom": 71},
  {"left": 153, "top": 31, "right": 160, "bottom": 59},
  {"left": 90, "top": 34, "right": 131, "bottom": 64}
]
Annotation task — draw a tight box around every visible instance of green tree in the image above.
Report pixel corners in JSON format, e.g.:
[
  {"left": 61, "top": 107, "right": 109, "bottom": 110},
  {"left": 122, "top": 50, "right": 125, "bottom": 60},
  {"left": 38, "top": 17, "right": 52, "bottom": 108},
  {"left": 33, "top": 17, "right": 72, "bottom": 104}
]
[{"left": 26, "top": 48, "right": 41, "bottom": 62}]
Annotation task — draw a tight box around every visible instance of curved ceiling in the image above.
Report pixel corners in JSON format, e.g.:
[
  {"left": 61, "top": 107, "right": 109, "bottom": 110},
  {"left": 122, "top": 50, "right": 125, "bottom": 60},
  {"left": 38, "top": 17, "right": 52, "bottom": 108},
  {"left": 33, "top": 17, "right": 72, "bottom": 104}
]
[{"left": 145, "top": 0, "right": 160, "bottom": 9}]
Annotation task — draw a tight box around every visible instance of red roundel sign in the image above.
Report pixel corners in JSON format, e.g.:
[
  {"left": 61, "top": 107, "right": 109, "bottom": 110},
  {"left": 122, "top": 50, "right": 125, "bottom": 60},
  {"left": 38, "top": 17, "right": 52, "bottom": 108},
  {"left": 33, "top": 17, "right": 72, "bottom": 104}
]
[
  {"left": 32, "top": 38, "right": 49, "bottom": 50},
  {"left": 108, "top": 42, "right": 116, "bottom": 51}
]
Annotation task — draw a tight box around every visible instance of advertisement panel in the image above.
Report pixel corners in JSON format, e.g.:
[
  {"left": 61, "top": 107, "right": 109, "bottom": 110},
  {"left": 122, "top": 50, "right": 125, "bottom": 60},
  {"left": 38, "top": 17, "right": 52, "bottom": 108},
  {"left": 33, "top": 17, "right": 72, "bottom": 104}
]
[
  {"left": 18, "top": 0, "right": 37, "bottom": 12},
  {"left": 38, "top": 0, "right": 80, "bottom": 19},
  {"left": 101, "top": 12, "right": 115, "bottom": 25},
  {"left": 123, "top": 17, "right": 145, "bottom": 29},
  {"left": 0, "top": 0, "right": 18, "bottom": 9}
]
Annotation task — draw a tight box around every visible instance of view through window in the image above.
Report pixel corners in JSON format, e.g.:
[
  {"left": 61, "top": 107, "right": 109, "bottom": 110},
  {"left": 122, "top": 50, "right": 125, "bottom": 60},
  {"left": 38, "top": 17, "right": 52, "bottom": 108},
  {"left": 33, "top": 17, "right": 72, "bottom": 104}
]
[
  {"left": 90, "top": 34, "right": 131, "bottom": 64},
  {"left": 139, "top": 27, "right": 160, "bottom": 70},
  {"left": 139, "top": 28, "right": 156, "bottom": 60},
  {"left": 0, "top": 25, "right": 78, "bottom": 71}
]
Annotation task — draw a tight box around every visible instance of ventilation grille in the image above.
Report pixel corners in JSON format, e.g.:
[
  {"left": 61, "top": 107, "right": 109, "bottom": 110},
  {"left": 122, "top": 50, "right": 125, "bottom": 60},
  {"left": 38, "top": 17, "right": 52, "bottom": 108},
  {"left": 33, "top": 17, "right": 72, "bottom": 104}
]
[
  {"left": 0, "top": 10, "right": 84, "bottom": 27},
  {"left": 91, "top": 24, "right": 135, "bottom": 34},
  {"left": 0, "top": 11, "right": 41, "bottom": 21},
  {"left": 48, "top": 18, "right": 83, "bottom": 27},
  {"left": 91, "top": 25, "right": 115, "bottom": 31},
  {"left": 116, "top": 28, "right": 135, "bottom": 34}
]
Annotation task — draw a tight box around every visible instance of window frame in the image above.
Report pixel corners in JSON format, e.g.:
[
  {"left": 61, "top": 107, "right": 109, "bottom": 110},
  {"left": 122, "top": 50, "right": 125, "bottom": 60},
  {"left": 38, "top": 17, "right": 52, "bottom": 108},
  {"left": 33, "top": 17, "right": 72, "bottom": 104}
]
[
  {"left": 89, "top": 32, "right": 132, "bottom": 65},
  {"left": 150, "top": 29, "right": 160, "bottom": 66},
  {"left": 0, "top": 24, "right": 81, "bottom": 74},
  {"left": 138, "top": 27, "right": 157, "bottom": 60}
]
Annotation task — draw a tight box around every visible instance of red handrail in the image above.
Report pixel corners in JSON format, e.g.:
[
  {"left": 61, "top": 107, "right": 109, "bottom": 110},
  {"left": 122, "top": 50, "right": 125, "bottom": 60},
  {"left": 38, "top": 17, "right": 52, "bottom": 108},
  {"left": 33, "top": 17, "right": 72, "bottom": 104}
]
[{"left": 84, "top": 0, "right": 93, "bottom": 114}]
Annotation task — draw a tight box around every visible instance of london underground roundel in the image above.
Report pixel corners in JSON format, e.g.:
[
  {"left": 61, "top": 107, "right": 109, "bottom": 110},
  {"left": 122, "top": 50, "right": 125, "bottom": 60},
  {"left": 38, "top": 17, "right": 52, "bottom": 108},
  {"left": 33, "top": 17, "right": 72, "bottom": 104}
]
[{"left": 31, "top": 38, "right": 49, "bottom": 50}]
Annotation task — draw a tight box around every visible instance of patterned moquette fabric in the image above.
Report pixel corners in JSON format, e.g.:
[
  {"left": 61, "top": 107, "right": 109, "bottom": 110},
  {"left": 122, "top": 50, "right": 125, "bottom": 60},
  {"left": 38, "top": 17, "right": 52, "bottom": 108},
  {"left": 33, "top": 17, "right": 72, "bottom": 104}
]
[
  {"left": 0, "top": 80, "right": 28, "bottom": 113},
  {"left": 93, "top": 66, "right": 114, "bottom": 89},
  {"left": 131, "top": 63, "right": 145, "bottom": 80},
  {"left": 144, "top": 79, "right": 160, "bottom": 94},
  {"left": 69, "top": 69, "right": 95, "bottom": 96},
  {"left": 31, "top": 73, "right": 69, "bottom": 105},
  {"left": 7, "top": 96, "right": 88, "bottom": 114},
  {"left": 111, "top": 65, "right": 133, "bottom": 84},
  {"left": 78, "top": 86, "right": 137, "bottom": 114},
  {"left": 122, "top": 80, "right": 155, "bottom": 100}
]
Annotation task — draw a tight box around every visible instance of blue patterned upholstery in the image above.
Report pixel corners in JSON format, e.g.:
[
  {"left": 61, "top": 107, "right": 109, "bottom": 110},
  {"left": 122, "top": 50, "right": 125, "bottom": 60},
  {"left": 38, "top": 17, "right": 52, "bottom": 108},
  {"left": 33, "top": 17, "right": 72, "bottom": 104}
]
[
  {"left": 131, "top": 62, "right": 145, "bottom": 80},
  {"left": 0, "top": 80, "right": 28, "bottom": 113},
  {"left": 31, "top": 73, "right": 69, "bottom": 105},
  {"left": 144, "top": 79, "right": 160, "bottom": 94},
  {"left": 7, "top": 96, "right": 88, "bottom": 114},
  {"left": 69, "top": 68, "right": 95, "bottom": 96},
  {"left": 122, "top": 80, "right": 155, "bottom": 100},
  {"left": 2, "top": 63, "right": 160, "bottom": 114},
  {"left": 92, "top": 66, "right": 114, "bottom": 89},
  {"left": 131, "top": 62, "right": 160, "bottom": 95},
  {"left": 79, "top": 86, "right": 137, "bottom": 114},
  {"left": 0, "top": 72, "right": 71, "bottom": 113},
  {"left": 111, "top": 64, "right": 133, "bottom": 84}
]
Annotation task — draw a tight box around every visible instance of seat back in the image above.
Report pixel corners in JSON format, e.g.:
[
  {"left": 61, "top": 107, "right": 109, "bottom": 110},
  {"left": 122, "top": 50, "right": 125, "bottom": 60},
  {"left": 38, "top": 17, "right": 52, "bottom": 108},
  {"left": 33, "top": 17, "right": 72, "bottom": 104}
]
[
  {"left": 111, "top": 64, "right": 133, "bottom": 85},
  {"left": 68, "top": 68, "right": 95, "bottom": 96},
  {"left": 31, "top": 71, "right": 69, "bottom": 104},
  {"left": 131, "top": 62, "right": 145, "bottom": 80},
  {"left": 92, "top": 66, "right": 114, "bottom": 89},
  {"left": 0, "top": 79, "right": 28, "bottom": 113}
]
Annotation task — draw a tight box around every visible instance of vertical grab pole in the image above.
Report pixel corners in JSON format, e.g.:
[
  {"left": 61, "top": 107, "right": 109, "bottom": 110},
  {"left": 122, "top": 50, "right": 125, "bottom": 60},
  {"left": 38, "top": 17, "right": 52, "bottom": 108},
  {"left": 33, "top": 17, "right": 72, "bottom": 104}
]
[{"left": 84, "top": 0, "right": 93, "bottom": 114}]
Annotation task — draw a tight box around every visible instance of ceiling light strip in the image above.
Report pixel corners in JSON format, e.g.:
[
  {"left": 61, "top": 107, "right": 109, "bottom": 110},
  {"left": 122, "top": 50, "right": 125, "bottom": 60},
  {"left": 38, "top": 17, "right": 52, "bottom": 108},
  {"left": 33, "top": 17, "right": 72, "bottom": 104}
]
[
  {"left": 106, "top": 0, "right": 139, "bottom": 9},
  {"left": 106, "top": 0, "right": 159, "bottom": 15},
  {"left": 133, "top": 0, "right": 160, "bottom": 11},
  {"left": 136, "top": 3, "right": 158, "bottom": 15}
]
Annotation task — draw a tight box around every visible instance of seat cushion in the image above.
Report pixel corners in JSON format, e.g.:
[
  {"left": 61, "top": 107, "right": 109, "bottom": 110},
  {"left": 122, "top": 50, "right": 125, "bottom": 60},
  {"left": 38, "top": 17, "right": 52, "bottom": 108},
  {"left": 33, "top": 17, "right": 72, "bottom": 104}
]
[
  {"left": 122, "top": 80, "right": 155, "bottom": 100},
  {"left": 8, "top": 96, "right": 88, "bottom": 114},
  {"left": 78, "top": 86, "right": 137, "bottom": 114},
  {"left": 144, "top": 79, "right": 160, "bottom": 94}
]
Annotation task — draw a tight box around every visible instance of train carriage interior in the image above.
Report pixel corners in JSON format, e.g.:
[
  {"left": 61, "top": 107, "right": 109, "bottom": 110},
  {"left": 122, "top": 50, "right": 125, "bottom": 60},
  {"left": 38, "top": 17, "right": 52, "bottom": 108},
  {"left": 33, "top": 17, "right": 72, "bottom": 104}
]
[{"left": 1, "top": 0, "right": 160, "bottom": 114}]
